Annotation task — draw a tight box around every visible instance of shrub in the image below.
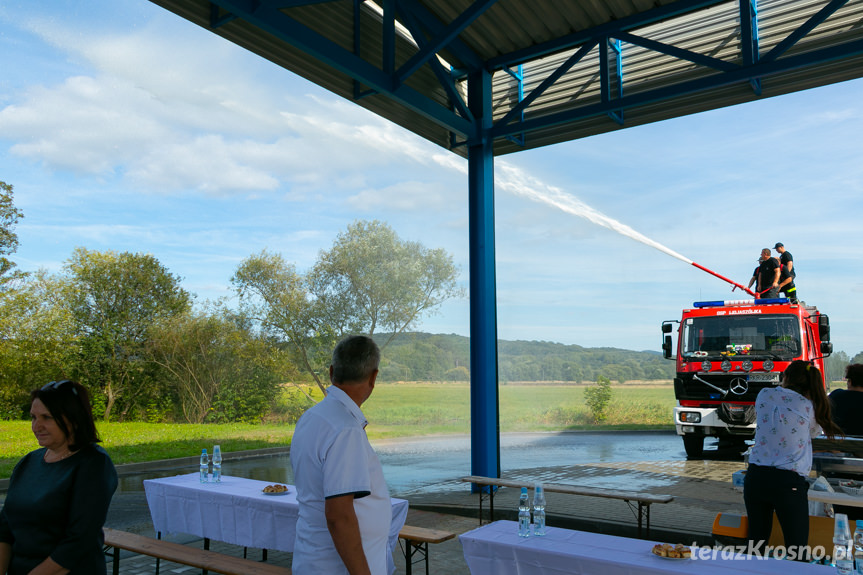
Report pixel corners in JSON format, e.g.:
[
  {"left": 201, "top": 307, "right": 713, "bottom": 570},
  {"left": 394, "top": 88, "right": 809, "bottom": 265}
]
[{"left": 584, "top": 376, "right": 613, "bottom": 423}]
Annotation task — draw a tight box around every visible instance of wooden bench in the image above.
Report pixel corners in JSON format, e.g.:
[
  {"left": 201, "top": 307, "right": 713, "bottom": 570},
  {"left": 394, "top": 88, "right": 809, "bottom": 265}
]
[
  {"left": 398, "top": 525, "right": 456, "bottom": 575},
  {"left": 460, "top": 475, "right": 674, "bottom": 538},
  {"left": 106, "top": 526, "right": 452, "bottom": 575},
  {"left": 103, "top": 528, "right": 291, "bottom": 575}
]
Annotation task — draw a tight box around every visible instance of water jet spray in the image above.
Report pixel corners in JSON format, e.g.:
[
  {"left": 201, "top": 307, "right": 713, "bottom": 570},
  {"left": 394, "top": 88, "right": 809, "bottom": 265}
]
[{"left": 497, "top": 163, "right": 758, "bottom": 297}]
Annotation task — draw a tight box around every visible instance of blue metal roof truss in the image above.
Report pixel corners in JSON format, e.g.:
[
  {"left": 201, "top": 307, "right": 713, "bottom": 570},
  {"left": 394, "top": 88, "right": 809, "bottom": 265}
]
[{"left": 206, "top": 0, "right": 863, "bottom": 150}]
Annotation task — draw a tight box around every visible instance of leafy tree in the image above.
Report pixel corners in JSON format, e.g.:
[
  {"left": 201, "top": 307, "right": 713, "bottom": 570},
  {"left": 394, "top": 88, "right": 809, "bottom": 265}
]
[
  {"left": 584, "top": 375, "right": 613, "bottom": 423},
  {"left": 445, "top": 366, "right": 470, "bottom": 381},
  {"left": 147, "top": 308, "right": 284, "bottom": 423},
  {"left": 0, "top": 180, "right": 24, "bottom": 288},
  {"left": 310, "top": 220, "right": 462, "bottom": 349},
  {"left": 233, "top": 250, "right": 334, "bottom": 395},
  {"left": 0, "top": 271, "right": 74, "bottom": 418},
  {"left": 233, "top": 220, "right": 462, "bottom": 394},
  {"left": 601, "top": 363, "right": 631, "bottom": 384},
  {"left": 825, "top": 350, "right": 850, "bottom": 385},
  {"left": 63, "top": 248, "right": 191, "bottom": 419}
]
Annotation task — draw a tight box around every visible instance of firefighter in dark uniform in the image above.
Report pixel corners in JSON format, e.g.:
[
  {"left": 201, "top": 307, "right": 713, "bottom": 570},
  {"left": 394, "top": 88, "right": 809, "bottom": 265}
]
[
  {"left": 774, "top": 243, "right": 794, "bottom": 278},
  {"left": 755, "top": 248, "right": 780, "bottom": 298},
  {"left": 777, "top": 260, "right": 798, "bottom": 303}
]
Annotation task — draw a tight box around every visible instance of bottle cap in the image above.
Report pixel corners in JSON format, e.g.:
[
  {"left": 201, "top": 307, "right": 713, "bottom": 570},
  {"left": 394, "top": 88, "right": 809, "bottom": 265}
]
[
  {"left": 857, "top": 520, "right": 863, "bottom": 529},
  {"left": 521, "top": 487, "right": 527, "bottom": 494}
]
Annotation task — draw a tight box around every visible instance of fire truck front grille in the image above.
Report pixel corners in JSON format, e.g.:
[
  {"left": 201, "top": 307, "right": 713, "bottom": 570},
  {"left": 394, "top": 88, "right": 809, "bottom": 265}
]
[{"left": 674, "top": 374, "right": 775, "bottom": 403}]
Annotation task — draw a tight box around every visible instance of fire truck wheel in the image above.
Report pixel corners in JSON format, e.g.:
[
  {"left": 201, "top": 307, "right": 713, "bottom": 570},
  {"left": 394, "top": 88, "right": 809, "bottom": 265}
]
[{"left": 683, "top": 434, "right": 704, "bottom": 458}]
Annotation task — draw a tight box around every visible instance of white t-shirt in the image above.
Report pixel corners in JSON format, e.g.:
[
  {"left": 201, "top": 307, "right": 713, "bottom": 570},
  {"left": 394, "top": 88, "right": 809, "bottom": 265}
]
[
  {"left": 290, "top": 385, "right": 392, "bottom": 575},
  {"left": 749, "top": 386, "right": 822, "bottom": 477}
]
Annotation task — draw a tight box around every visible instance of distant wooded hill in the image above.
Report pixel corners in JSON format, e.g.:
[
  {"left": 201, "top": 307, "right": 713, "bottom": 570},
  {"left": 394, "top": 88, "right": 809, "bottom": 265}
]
[{"left": 373, "top": 332, "right": 673, "bottom": 383}]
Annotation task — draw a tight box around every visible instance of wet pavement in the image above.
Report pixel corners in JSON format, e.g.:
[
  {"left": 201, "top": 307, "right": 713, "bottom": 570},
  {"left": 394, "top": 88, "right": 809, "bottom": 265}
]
[
  {"left": 3, "top": 432, "right": 752, "bottom": 573},
  {"left": 99, "top": 454, "right": 748, "bottom": 573}
]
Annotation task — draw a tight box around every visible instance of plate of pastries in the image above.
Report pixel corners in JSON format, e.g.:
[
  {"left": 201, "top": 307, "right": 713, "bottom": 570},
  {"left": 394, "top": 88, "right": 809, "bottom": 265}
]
[
  {"left": 261, "top": 484, "right": 289, "bottom": 495},
  {"left": 651, "top": 543, "right": 692, "bottom": 559}
]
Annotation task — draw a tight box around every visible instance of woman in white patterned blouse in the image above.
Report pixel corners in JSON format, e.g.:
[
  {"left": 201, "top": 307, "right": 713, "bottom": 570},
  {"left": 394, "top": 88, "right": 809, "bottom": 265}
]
[{"left": 743, "top": 360, "right": 842, "bottom": 559}]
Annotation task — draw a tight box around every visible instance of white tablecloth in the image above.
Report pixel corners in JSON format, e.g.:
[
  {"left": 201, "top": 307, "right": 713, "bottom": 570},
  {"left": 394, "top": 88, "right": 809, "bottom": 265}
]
[
  {"left": 144, "top": 473, "right": 409, "bottom": 572},
  {"left": 809, "top": 489, "right": 863, "bottom": 508},
  {"left": 460, "top": 520, "right": 834, "bottom": 575}
]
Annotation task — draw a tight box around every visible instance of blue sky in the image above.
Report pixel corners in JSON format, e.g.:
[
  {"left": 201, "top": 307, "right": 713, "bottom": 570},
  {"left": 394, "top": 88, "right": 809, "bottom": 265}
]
[{"left": 1, "top": 1, "right": 862, "bottom": 355}]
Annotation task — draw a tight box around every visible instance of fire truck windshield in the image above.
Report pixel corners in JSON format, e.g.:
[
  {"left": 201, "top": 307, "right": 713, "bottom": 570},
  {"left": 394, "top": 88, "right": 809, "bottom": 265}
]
[{"left": 681, "top": 314, "right": 801, "bottom": 359}]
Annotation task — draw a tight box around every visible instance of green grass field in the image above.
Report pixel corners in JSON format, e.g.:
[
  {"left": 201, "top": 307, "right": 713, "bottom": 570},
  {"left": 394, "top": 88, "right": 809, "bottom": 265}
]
[
  {"left": 0, "top": 383, "right": 675, "bottom": 479},
  {"left": 366, "top": 383, "right": 675, "bottom": 435}
]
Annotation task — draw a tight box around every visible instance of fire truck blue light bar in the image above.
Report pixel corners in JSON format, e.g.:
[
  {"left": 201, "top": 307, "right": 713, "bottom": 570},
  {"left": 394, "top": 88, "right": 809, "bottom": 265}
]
[{"left": 693, "top": 298, "right": 789, "bottom": 308}]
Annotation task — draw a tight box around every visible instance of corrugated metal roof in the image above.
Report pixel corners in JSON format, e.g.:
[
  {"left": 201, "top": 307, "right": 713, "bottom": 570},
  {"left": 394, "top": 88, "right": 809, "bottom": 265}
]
[{"left": 148, "top": 0, "right": 863, "bottom": 157}]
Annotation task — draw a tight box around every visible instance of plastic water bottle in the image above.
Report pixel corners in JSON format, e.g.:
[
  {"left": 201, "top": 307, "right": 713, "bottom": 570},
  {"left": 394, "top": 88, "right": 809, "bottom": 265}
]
[
  {"left": 533, "top": 483, "right": 546, "bottom": 536},
  {"left": 853, "top": 520, "right": 863, "bottom": 574},
  {"left": 199, "top": 448, "right": 209, "bottom": 483},
  {"left": 212, "top": 445, "right": 222, "bottom": 483},
  {"left": 518, "top": 487, "right": 531, "bottom": 537},
  {"left": 834, "top": 513, "right": 853, "bottom": 574}
]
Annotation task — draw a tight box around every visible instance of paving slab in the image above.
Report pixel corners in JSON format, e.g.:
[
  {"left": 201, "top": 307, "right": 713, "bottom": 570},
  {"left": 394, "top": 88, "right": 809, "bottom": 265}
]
[{"left": 94, "top": 458, "right": 747, "bottom": 574}]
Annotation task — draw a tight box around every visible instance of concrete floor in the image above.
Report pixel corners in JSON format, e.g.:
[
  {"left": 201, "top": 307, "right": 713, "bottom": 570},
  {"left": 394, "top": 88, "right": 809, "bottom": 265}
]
[{"left": 102, "top": 457, "right": 749, "bottom": 573}]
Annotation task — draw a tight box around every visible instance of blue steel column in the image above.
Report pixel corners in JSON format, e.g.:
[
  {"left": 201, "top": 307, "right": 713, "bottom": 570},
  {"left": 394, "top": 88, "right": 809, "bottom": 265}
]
[{"left": 467, "top": 67, "right": 500, "bottom": 490}]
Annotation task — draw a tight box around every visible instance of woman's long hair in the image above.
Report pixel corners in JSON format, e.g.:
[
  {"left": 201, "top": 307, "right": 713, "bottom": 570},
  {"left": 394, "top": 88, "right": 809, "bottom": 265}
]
[
  {"left": 782, "top": 360, "right": 843, "bottom": 440},
  {"left": 30, "top": 380, "right": 101, "bottom": 451}
]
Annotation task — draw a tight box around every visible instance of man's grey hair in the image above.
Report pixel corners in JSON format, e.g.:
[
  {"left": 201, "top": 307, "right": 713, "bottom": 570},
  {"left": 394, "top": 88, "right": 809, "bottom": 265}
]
[{"left": 331, "top": 335, "right": 380, "bottom": 384}]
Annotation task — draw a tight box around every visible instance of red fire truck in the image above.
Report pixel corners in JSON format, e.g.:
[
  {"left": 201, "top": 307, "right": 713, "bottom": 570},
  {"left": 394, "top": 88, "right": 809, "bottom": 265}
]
[{"left": 661, "top": 297, "right": 833, "bottom": 458}]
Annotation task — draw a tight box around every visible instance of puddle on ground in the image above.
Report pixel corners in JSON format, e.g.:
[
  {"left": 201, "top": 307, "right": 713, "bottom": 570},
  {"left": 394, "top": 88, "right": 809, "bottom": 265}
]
[
  {"left": 591, "top": 459, "right": 742, "bottom": 482},
  {"left": 517, "top": 467, "right": 677, "bottom": 489}
]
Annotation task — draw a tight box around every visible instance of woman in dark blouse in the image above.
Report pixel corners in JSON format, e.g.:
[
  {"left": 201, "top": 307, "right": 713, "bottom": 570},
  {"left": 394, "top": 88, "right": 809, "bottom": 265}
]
[{"left": 0, "top": 380, "right": 118, "bottom": 575}]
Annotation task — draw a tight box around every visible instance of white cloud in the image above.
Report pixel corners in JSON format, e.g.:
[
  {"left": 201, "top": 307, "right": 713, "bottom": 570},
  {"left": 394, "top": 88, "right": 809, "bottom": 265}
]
[
  {"left": 347, "top": 181, "right": 456, "bottom": 211},
  {"left": 126, "top": 135, "right": 282, "bottom": 194}
]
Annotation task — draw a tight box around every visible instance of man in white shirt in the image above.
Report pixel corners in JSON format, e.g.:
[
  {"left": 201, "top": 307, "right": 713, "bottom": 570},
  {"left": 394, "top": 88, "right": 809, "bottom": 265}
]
[{"left": 290, "top": 335, "right": 391, "bottom": 575}]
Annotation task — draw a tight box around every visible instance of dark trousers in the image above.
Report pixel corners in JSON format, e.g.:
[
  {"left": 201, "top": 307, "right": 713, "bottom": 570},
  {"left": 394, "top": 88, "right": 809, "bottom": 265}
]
[
  {"left": 760, "top": 287, "right": 780, "bottom": 299},
  {"left": 743, "top": 464, "right": 810, "bottom": 555}
]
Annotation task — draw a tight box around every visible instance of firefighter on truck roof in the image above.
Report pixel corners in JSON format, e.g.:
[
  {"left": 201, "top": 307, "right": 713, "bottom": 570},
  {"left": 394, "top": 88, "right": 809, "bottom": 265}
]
[{"left": 748, "top": 249, "right": 780, "bottom": 298}]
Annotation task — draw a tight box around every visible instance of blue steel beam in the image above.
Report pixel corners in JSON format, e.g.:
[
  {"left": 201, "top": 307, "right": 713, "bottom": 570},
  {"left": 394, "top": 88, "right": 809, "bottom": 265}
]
[
  {"left": 600, "top": 39, "right": 611, "bottom": 111},
  {"left": 396, "top": 0, "right": 483, "bottom": 71},
  {"left": 395, "top": 5, "right": 473, "bottom": 122},
  {"left": 202, "top": 0, "right": 862, "bottom": 152},
  {"left": 614, "top": 30, "right": 738, "bottom": 72},
  {"left": 760, "top": 0, "right": 850, "bottom": 64},
  {"left": 611, "top": 38, "right": 624, "bottom": 124},
  {"left": 739, "top": 0, "right": 761, "bottom": 94},
  {"left": 486, "top": 0, "right": 726, "bottom": 71},
  {"left": 502, "top": 65, "right": 524, "bottom": 146},
  {"left": 491, "top": 0, "right": 855, "bottom": 144},
  {"left": 601, "top": 38, "right": 623, "bottom": 126},
  {"left": 352, "top": 0, "right": 372, "bottom": 100},
  {"left": 209, "top": 0, "right": 475, "bottom": 138},
  {"left": 209, "top": 4, "right": 237, "bottom": 28},
  {"left": 739, "top": 0, "right": 758, "bottom": 66},
  {"left": 209, "top": 0, "right": 861, "bottom": 152},
  {"left": 383, "top": 0, "right": 396, "bottom": 76},
  {"left": 495, "top": 40, "right": 598, "bottom": 130},
  {"left": 467, "top": 66, "right": 500, "bottom": 488},
  {"left": 490, "top": 35, "right": 863, "bottom": 141},
  {"left": 394, "top": 0, "right": 499, "bottom": 88}
]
